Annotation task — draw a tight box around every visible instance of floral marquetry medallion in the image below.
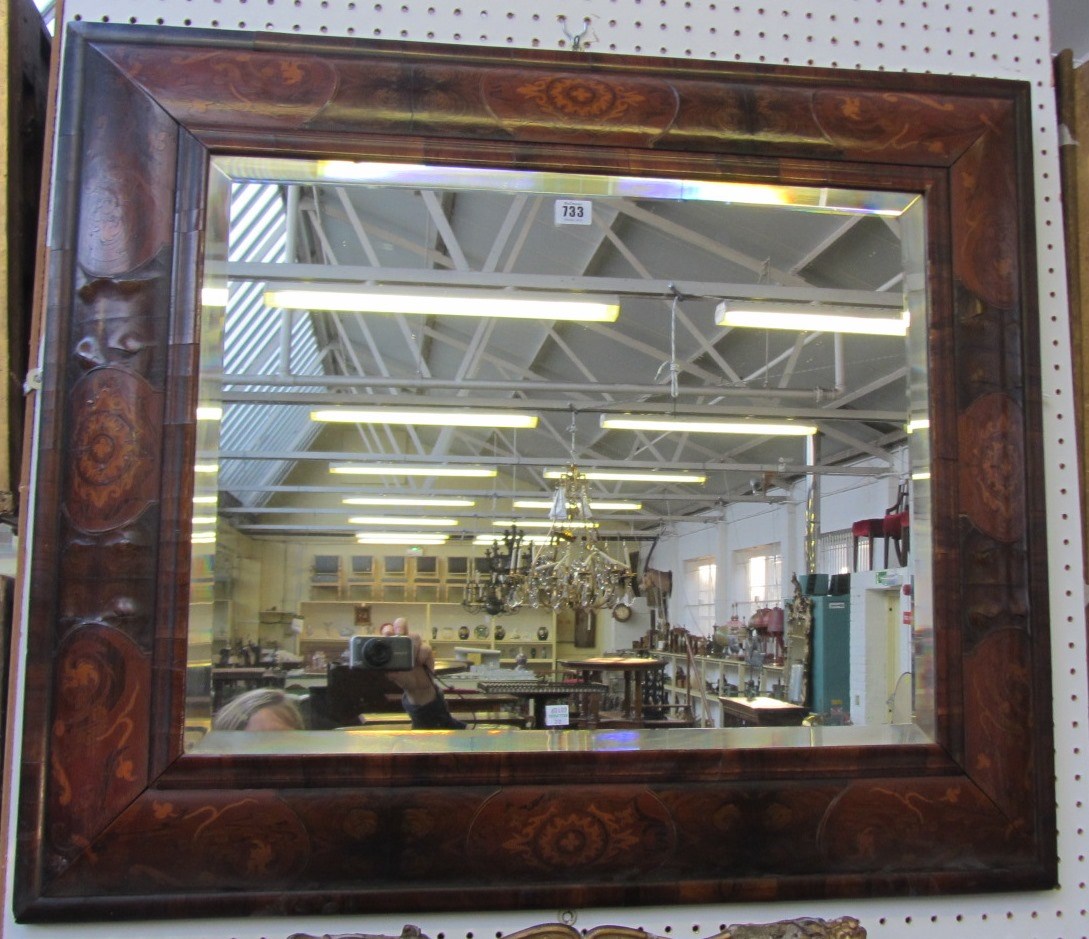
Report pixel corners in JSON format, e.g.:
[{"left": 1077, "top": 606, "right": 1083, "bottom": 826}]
[
  {"left": 482, "top": 71, "right": 678, "bottom": 143},
  {"left": 467, "top": 787, "right": 674, "bottom": 875},
  {"left": 65, "top": 367, "right": 160, "bottom": 533}
]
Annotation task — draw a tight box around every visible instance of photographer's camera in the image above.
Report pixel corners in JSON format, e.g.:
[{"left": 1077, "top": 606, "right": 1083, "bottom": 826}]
[{"left": 349, "top": 635, "right": 414, "bottom": 670}]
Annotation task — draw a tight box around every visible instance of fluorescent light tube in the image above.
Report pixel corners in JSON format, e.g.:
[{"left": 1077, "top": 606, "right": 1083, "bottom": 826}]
[
  {"left": 600, "top": 415, "right": 817, "bottom": 436},
  {"left": 330, "top": 463, "right": 497, "bottom": 478},
  {"left": 513, "top": 499, "right": 642, "bottom": 511},
  {"left": 543, "top": 469, "right": 706, "bottom": 484},
  {"left": 196, "top": 406, "right": 223, "bottom": 421},
  {"left": 493, "top": 519, "right": 598, "bottom": 529},
  {"left": 715, "top": 299, "right": 909, "bottom": 336},
  {"left": 344, "top": 496, "right": 476, "bottom": 508},
  {"left": 348, "top": 516, "right": 458, "bottom": 526},
  {"left": 266, "top": 286, "right": 619, "bottom": 322},
  {"left": 311, "top": 408, "right": 537, "bottom": 429},
  {"left": 193, "top": 463, "right": 219, "bottom": 474},
  {"left": 473, "top": 533, "right": 553, "bottom": 546},
  {"left": 201, "top": 286, "right": 229, "bottom": 307},
  {"left": 356, "top": 533, "right": 450, "bottom": 545}
]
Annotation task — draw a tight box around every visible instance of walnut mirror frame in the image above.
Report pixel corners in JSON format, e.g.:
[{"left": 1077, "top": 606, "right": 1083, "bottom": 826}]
[{"left": 14, "top": 22, "right": 1055, "bottom": 921}]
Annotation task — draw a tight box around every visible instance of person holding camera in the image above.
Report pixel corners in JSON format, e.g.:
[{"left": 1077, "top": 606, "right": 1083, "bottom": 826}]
[
  {"left": 214, "top": 619, "right": 464, "bottom": 731},
  {"left": 372, "top": 617, "right": 466, "bottom": 730}
]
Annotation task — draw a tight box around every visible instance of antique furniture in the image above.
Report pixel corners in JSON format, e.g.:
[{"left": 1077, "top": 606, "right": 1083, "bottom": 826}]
[
  {"left": 851, "top": 483, "right": 911, "bottom": 571},
  {"left": 560, "top": 656, "right": 669, "bottom": 725},
  {"left": 477, "top": 680, "right": 608, "bottom": 729},
  {"left": 718, "top": 695, "right": 808, "bottom": 728},
  {"left": 14, "top": 23, "right": 1054, "bottom": 921}
]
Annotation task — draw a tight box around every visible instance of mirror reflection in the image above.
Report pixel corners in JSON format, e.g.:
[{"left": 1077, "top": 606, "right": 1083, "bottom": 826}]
[{"left": 186, "top": 157, "right": 932, "bottom": 751}]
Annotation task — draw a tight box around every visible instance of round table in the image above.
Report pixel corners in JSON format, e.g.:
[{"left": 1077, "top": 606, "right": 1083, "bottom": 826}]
[{"left": 558, "top": 656, "right": 666, "bottom": 725}]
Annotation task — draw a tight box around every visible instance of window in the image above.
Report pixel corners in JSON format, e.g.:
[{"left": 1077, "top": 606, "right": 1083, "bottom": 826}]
[
  {"left": 818, "top": 530, "right": 854, "bottom": 575},
  {"left": 735, "top": 544, "right": 782, "bottom": 610},
  {"left": 685, "top": 557, "right": 717, "bottom": 633}
]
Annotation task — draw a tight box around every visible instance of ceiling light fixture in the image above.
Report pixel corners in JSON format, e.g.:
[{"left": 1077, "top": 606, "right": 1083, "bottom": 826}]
[
  {"left": 348, "top": 516, "right": 458, "bottom": 527},
  {"left": 472, "top": 533, "right": 553, "bottom": 546},
  {"left": 493, "top": 518, "right": 599, "bottom": 529},
  {"left": 312, "top": 408, "right": 538, "bottom": 429},
  {"left": 513, "top": 498, "right": 642, "bottom": 511},
  {"left": 355, "top": 533, "right": 451, "bottom": 545},
  {"left": 715, "top": 299, "right": 909, "bottom": 337},
  {"left": 200, "top": 286, "right": 229, "bottom": 307},
  {"left": 543, "top": 468, "right": 706, "bottom": 484},
  {"left": 344, "top": 496, "right": 476, "bottom": 508},
  {"left": 600, "top": 415, "right": 817, "bottom": 436},
  {"left": 330, "top": 463, "right": 498, "bottom": 478},
  {"left": 266, "top": 285, "right": 620, "bottom": 323}
]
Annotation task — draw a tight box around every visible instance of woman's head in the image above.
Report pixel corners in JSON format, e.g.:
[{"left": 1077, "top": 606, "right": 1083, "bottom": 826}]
[{"left": 212, "top": 688, "right": 305, "bottom": 731}]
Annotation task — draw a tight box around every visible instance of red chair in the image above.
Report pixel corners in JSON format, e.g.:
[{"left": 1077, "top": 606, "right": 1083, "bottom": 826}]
[
  {"left": 852, "top": 483, "right": 910, "bottom": 571},
  {"left": 883, "top": 483, "right": 910, "bottom": 567},
  {"left": 851, "top": 517, "right": 885, "bottom": 571}
]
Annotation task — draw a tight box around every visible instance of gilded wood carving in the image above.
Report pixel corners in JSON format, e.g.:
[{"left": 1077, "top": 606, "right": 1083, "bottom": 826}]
[
  {"left": 286, "top": 921, "right": 866, "bottom": 939},
  {"left": 14, "top": 23, "right": 1054, "bottom": 921}
]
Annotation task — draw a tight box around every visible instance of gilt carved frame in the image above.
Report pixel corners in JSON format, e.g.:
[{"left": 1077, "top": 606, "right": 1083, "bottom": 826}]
[{"left": 14, "top": 22, "right": 1054, "bottom": 921}]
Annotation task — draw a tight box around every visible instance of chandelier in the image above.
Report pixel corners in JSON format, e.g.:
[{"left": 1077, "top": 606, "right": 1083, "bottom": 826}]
[
  {"left": 463, "top": 466, "right": 634, "bottom": 614},
  {"left": 462, "top": 525, "right": 530, "bottom": 616},
  {"left": 524, "top": 465, "right": 633, "bottom": 611}
]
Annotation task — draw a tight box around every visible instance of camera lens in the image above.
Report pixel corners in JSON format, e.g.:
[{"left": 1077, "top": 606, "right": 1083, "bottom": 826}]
[{"left": 363, "top": 638, "right": 392, "bottom": 667}]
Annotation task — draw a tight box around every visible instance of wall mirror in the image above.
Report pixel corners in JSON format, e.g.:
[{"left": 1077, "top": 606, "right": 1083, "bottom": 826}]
[{"left": 15, "top": 21, "right": 1054, "bottom": 921}]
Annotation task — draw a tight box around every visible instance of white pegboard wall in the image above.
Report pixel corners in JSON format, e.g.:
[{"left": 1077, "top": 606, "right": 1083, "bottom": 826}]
[
  {"left": 13, "top": 2, "right": 1086, "bottom": 938},
  {"left": 59, "top": 0, "right": 1053, "bottom": 78}
]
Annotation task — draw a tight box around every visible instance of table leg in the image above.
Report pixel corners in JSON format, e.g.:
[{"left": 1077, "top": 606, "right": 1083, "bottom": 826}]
[{"left": 631, "top": 672, "right": 644, "bottom": 721}]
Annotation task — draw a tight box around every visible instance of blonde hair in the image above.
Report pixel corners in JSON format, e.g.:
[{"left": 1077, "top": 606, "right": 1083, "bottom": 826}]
[{"left": 212, "top": 688, "right": 305, "bottom": 731}]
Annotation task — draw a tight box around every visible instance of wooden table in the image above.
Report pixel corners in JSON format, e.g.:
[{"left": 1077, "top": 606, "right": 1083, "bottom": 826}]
[
  {"left": 559, "top": 656, "right": 666, "bottom": 725},
  {"left": 718, "top": 694, "right": 807, "bottom": 727},
  {"left": 476, "top": 680, "right": 607, "bottom": 728}
]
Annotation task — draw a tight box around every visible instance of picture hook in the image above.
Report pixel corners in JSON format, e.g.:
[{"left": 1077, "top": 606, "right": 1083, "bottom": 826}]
[{"left": 558, "top": 15, "right": 592, "bottom": 51}]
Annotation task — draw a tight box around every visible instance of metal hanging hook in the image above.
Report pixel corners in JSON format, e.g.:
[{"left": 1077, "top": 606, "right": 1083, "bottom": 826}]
[{"left": 558, "top": 15, "right": 592, "bottom": 51}]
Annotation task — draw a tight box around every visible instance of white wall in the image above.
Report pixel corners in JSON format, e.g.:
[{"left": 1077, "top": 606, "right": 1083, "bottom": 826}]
[{"left": 4, "top": 2, "right": 1084, "bottom": 938}]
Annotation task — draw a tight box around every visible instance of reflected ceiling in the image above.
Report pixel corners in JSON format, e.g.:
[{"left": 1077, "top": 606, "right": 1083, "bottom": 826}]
[{"left": 201, "top": 159, "right": 920, "bottom": 541}]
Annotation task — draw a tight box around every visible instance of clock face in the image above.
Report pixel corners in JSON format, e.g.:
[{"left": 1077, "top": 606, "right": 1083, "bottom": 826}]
[{"left": 613, "top": 603, "right": 632, "bottom": 622}]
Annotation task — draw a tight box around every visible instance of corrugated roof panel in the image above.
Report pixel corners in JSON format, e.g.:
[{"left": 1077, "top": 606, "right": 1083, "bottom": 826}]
[{"left": 217, "top": 182, "right": 327, "bottom": 509}]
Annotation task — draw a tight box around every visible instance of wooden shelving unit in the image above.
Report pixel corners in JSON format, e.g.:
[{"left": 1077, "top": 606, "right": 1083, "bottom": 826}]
[{"left": 654, "top": 651, "right": 787, "bottom": 726}]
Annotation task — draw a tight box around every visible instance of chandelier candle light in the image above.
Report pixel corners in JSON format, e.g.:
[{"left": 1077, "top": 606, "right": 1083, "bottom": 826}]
[{"left": 462, "top": 525, "right": 531, "bottom": 617}]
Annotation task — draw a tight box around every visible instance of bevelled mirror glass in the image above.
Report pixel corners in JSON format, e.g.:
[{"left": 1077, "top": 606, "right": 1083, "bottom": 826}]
[{"left": 185, "top": 155, "right": 933, "bottom": 751}]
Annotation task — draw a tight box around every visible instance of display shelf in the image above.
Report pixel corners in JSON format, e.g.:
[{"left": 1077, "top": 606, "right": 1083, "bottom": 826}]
[
  {"left": 297, "top": 600, "right": 558, "bottom": 668},
  {"left": 653, "top": 651, "right": 789, "bottom": 726}
]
